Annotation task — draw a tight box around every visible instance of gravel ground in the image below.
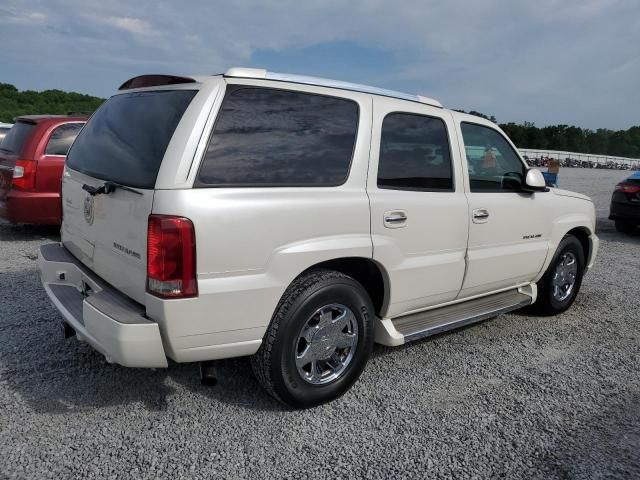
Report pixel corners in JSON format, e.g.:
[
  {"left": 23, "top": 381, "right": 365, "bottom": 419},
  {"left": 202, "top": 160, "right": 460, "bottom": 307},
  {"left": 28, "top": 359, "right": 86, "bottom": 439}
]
[{"left": 1, "top": 168, "right": 638, "bottom": 479}]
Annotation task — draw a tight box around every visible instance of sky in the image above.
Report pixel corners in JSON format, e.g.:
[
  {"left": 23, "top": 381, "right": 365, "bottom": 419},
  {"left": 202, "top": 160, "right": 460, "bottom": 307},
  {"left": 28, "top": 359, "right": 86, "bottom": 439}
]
[{"left": 0, "top": 0, "right": 638, "bottom": 130}]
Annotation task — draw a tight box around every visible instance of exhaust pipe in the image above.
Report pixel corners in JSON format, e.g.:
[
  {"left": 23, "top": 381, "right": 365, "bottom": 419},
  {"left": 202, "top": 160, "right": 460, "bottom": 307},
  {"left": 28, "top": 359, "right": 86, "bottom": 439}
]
[{"left": 199, "top": 360, "right": 218, "bottom": 386}]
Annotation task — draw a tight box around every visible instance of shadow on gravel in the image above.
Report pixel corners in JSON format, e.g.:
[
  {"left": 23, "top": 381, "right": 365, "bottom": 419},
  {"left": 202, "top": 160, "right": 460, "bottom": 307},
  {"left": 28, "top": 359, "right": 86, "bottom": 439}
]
[
  {"left": 595, "top": 218, "right": 640, "bottom": 244},
  {"left": 0, "top": 267, "right": 284, "bottom": 414},
  {"left": 2, "top": 335, "right": 284, "bottom": 415},
  {"left": 0, "top": 222, "right": 60, "bottom": 242},
  {"left": 168, "top": 358, "right": 286, "bottom": 412},
  {"left": 537, "top": 392, "right": 640, "bottom": 478}
]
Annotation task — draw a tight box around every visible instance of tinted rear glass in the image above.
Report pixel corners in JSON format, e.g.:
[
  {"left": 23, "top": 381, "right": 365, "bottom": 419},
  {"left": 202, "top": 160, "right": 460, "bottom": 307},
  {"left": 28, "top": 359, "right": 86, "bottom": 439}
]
[
  {"left": 67, "top": 90, "right": 196, "bottom": 189},
  {"left": 0, "top": 122, "right": 34, "bottom": 155},
  {"left": 45, "top": 123, "right": 84, "bottom": 155},
  {"left": 378, "top": 113, "right": 453, "bottom": 191},
  {"left": 196, "top": 87, "right": 359, "bottom": 187}
]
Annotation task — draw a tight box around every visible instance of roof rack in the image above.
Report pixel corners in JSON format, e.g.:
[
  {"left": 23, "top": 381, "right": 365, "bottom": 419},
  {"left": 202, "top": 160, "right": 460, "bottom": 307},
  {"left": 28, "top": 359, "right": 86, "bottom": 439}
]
[{"left": 224, "top": 68, "right": 442, "bottom": 108}]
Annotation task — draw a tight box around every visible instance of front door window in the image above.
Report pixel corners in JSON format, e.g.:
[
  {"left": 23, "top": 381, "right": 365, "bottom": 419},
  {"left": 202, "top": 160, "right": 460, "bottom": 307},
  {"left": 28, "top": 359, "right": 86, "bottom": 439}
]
[{"left": 461, "top": 122, "right": 525, "bottom": 192}]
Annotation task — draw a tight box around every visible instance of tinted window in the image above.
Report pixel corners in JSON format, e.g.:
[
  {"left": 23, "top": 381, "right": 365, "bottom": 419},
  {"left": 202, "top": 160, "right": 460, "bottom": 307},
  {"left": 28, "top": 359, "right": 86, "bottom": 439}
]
[
  {"left": 461, "top": 123, "right": 525, "bottom": 192},
  {"left": 0, "top": 122, "right": 34, "bottom": 155},
  {"left": 378, "top": 113, "right": 453, "bottom": 191},
  {"left": 197, "top": 87, "right": 359, "bottom": 187},
  {"left": 45, "top": 123, "right": 84, "bottom": 155},
  {"left": 67, "top": 90, "right": 196, "bottom": 189}
]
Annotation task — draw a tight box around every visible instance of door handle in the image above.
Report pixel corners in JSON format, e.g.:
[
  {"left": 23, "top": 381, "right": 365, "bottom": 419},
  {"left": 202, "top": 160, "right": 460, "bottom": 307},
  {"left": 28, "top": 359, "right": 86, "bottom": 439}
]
[
  {"left": 472, "top": 208, "right": 490, "bottom": 223},
  {"left": 384, "top": 210, "right": 407, "bottom": 228}
]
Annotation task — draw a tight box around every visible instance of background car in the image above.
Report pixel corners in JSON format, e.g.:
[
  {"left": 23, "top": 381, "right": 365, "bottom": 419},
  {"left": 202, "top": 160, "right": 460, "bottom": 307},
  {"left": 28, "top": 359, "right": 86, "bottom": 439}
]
[
  {"left": 0, "top": 115, "right": 86, "bottom": 225},
  {"left": 609, "top": 171, "right": 640, "bottom": 233},
  {"left": 0, "top": 122, "right": 13, "bottom": 143}
]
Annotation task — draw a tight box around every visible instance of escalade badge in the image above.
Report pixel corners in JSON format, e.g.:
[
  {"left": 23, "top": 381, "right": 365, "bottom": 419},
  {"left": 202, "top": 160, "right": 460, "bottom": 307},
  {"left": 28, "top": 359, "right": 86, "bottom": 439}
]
[{"left": 83, "top": 196, "right": 95, "bottom": 225}]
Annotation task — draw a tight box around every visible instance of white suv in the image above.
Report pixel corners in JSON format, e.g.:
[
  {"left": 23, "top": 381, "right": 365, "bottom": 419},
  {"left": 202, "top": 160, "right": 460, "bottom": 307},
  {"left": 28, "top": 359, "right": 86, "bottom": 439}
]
[{"left": 38, "top": 68, "right": 599, "bottom": 407}]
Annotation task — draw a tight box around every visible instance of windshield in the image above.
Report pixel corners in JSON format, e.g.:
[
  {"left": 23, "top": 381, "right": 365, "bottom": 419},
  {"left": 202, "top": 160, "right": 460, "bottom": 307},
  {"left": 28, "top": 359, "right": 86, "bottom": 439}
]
[
  {"left": 66, "top": 89, "right": 197, "bottom": 189},
  {"left": 0, "top": 122, "right": 34, "bottom": 155}
]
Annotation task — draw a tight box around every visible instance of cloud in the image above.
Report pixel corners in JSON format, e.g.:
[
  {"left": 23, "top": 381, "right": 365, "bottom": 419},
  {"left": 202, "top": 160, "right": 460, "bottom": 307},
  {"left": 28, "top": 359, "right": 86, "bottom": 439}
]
[
  {"left": 0, "top": 6, "right": 48, "bottom": 25},
  {"left": 98, "top": 16, "right": 155, "bottom": 36},
  {"left": 0, "top": 0, "right": 638, "bottom": 129}
]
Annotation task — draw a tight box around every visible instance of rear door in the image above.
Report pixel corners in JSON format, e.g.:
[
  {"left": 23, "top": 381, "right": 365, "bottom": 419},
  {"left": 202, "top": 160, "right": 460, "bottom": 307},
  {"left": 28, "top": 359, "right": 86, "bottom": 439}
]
[
  {"left": 62, "top": 88, "right": 198, "bottom": 304},
  {"left": 0, "top": 121, "right": 35, "bottom": 202},
  {"left": 368, "top": 98, "right": 469, "bottom": 317}
]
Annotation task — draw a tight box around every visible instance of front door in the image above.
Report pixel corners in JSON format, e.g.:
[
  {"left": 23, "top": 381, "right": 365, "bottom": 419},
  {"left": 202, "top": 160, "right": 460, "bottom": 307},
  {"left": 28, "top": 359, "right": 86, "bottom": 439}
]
[
  {"left": 368, "top": 97, "right": 469, "bottom": 318},
  {"left": 456, "top": 121, "right": 551, "bottom": 298}
]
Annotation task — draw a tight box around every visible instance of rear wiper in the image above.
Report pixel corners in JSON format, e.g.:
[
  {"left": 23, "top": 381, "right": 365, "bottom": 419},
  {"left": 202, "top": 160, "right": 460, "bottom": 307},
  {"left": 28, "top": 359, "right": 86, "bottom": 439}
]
[{"left": 82, "top": 181, "right": 143, "bottom": 196}]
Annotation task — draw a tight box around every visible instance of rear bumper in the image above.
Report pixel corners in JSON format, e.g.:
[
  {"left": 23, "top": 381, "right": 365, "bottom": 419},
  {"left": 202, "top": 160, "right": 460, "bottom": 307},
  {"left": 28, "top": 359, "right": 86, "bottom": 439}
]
[
  {"left": 0, "top": 190, "right": 61, "bottom": 225},
  {"left": 609, "top": 200, "right": 640, "bottom": 222},
  {"left": 38, "top": 243, "right": 168, "bottom": 368}
]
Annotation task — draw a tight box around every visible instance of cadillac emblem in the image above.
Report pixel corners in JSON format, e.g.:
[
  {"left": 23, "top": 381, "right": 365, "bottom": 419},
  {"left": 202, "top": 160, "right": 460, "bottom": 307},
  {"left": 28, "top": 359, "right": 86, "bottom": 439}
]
[{"left": 83, "top": 196, "right": 95, "bottom": 225}]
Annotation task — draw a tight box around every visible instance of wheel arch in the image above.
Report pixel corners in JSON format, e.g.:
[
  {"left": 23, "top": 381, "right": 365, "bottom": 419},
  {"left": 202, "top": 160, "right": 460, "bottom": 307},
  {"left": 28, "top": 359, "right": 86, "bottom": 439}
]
[
  {"left": 298, "top": 257, "right": 390, "bottom": 318},
  {"left": 565, "top": 226, "right": 591, "bottom": 266},
  {"left": 536, "top": 216, "right": 596, "bottom": 283}
]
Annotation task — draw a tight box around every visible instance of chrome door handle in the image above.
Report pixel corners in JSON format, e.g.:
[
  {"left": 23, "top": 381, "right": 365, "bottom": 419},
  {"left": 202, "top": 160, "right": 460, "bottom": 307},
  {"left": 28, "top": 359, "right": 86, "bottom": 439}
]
[
  {"left": 472, "top": 208, "right": 490, "bottom": 223},
  {"left": 384, "top": 210, "right": 407, "bottom": 228}
]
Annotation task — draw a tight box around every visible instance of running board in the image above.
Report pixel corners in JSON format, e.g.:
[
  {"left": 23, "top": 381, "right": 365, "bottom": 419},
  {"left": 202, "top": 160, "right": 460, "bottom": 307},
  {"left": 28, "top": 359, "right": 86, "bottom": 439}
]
[{"left": 377, "top": 289, "right": 532, "bottom": 346}]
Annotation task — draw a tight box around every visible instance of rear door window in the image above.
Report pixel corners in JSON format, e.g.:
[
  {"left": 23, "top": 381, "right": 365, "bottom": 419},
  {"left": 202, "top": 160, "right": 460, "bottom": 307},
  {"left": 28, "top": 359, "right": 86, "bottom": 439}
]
[
  {"left": 196, "top": 87, "right": 359, "bottom": 187},
  {"left": 66, "top": 90, "right": 197, "bottom": 189},
  {"left": 378, "top": 112, "right": 453, "bottom": 191},
  {"left": 45, "top": 123, "right": 84, "bottom": 155},
  {"left": 0, "top": 122, "right": 34, "bottom": 155}
]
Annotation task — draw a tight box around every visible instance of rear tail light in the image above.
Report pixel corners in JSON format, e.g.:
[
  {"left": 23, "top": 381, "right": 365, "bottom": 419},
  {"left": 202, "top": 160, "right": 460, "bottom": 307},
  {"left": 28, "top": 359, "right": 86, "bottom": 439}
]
[
  {"left": 147, "top": 215, "right": 197, "bottom": 298},
  {"left": 615, "top": 182, "right": 640, "bottom": 194},
  {"left": 12, "top": 159, "right": 37, "bottom": 190}
]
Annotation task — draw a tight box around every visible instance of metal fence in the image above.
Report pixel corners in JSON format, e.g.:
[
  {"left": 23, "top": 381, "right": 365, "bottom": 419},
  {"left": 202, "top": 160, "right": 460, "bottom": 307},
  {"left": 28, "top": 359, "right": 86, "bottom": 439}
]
[{"left": 519, "top": 148, "right": 640, "bottom": 170}]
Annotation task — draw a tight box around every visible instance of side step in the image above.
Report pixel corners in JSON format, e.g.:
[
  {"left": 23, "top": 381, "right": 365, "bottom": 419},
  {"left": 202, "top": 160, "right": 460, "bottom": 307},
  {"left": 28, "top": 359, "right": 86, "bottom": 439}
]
[{"left": 381, "top": 289, "right": 532, "bottom": 345}]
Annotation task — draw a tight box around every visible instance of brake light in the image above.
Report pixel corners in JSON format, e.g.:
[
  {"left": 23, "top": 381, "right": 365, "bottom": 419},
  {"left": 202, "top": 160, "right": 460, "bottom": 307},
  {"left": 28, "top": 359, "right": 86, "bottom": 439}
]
[
  {"left": 615, "top": 182, "right": 640, "bottom": 194},
  {"left": 12, "top": 159, "right": 37, "bottom": 190},
  {"left": 147, "top": 215, "right": 197, "bottom": 298}
]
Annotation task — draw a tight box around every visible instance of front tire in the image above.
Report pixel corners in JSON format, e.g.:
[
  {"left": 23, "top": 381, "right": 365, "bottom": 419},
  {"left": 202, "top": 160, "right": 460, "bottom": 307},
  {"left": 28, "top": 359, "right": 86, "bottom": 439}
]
[
  {"left": 251, "top": 270, "right": 375, "bottom": 408},
  {"left": 531, "top": 235, "right": 585, "bottom": 316}
]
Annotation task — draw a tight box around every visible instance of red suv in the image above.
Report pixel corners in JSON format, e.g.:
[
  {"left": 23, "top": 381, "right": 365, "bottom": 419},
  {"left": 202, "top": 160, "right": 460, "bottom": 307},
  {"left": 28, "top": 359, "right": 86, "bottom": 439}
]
[{"left": 0, "top": 115, "right": 86, "bottom": 225}]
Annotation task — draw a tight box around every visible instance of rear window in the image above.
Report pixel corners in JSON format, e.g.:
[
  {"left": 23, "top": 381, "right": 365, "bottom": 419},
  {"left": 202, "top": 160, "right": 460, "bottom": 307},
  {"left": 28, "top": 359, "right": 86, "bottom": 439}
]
[
  {"left": 196, "top": 87, "right": 359, "bottom": 187},
  {"left": 66, "top": 90, "right": 197, "bottom": 189},
  {"left": 0, "top": 122, "right": 34, "bottom": 155},
  {"left": 45, "top": 123, "right": 84, "bottom": 156}
]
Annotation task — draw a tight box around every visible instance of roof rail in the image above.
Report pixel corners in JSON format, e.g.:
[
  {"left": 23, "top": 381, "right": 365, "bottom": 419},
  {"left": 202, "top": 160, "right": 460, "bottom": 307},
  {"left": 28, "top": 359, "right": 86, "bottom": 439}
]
[
  {"left": 223, "top": 68, "right": 442, "bottom": 108},
  {"left": 118, "top": 74, "right": 197, "bottom": 90}
]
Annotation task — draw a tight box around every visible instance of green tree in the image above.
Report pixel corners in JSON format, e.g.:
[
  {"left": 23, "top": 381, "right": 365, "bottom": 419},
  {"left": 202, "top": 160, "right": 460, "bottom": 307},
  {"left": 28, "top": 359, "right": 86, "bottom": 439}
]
[{"left": 0, "top": 83, "right": 104, "bottom": 123}]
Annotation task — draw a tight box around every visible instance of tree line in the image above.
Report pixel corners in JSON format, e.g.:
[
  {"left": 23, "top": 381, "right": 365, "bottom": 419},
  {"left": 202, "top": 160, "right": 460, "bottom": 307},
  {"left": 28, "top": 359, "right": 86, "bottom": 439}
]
[
  {"left": 0, "top": 83, "right": 103, "bottom": 124},
  {"left": 456, "top": 110, "right": 640, "bottom": 159},
  {"left": 0, "top": 82, "right": 638, "bottom": 159}
]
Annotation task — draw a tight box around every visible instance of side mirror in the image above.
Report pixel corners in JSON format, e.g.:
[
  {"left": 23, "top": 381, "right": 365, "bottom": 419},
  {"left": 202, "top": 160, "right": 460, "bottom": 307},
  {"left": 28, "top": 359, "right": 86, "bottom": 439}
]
[{"left": 523, "top": 168, "right": 548, "bottom": 192}]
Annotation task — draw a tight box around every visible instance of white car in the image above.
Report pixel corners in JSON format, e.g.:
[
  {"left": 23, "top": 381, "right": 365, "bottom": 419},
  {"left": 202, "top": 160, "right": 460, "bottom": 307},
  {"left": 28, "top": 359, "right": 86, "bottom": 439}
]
[
  {"left": 0, "top": 122, "right": 13, "bottom": 144},
  {"left": 38, "top": 68, "right": 598, "bottom": 407}
]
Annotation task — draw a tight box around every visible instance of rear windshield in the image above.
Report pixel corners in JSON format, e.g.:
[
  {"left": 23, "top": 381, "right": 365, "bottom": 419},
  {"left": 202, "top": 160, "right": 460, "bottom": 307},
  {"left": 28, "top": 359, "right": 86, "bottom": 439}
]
[
  {"left": 66, "top": 90, "right": 197, "bottom": 189},
  {"left": 0, "top": 122, "right": 34, "bottom": 155}
]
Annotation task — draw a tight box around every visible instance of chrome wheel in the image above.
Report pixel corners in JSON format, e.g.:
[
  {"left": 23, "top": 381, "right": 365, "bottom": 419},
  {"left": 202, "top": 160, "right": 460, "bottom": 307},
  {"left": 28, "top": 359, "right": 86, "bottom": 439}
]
[
  {"left": 552, "top": 252, "right": 578, "bottom": 302},
  {"left": 295, "top": 303, "right": 359, "bottom": 385}
]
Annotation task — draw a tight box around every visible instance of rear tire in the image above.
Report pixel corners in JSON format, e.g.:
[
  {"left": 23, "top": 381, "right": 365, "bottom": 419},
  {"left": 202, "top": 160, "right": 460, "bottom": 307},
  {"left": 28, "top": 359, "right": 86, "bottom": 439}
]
[
  {"left": 530, "top": 235, "right": 585, "bottom": 316},
  {"left": 615, "top": 220, "right": 636, "bottom": 234},
  {"left": 251, "top": 269, "right": 375, "bottom": 408}
]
